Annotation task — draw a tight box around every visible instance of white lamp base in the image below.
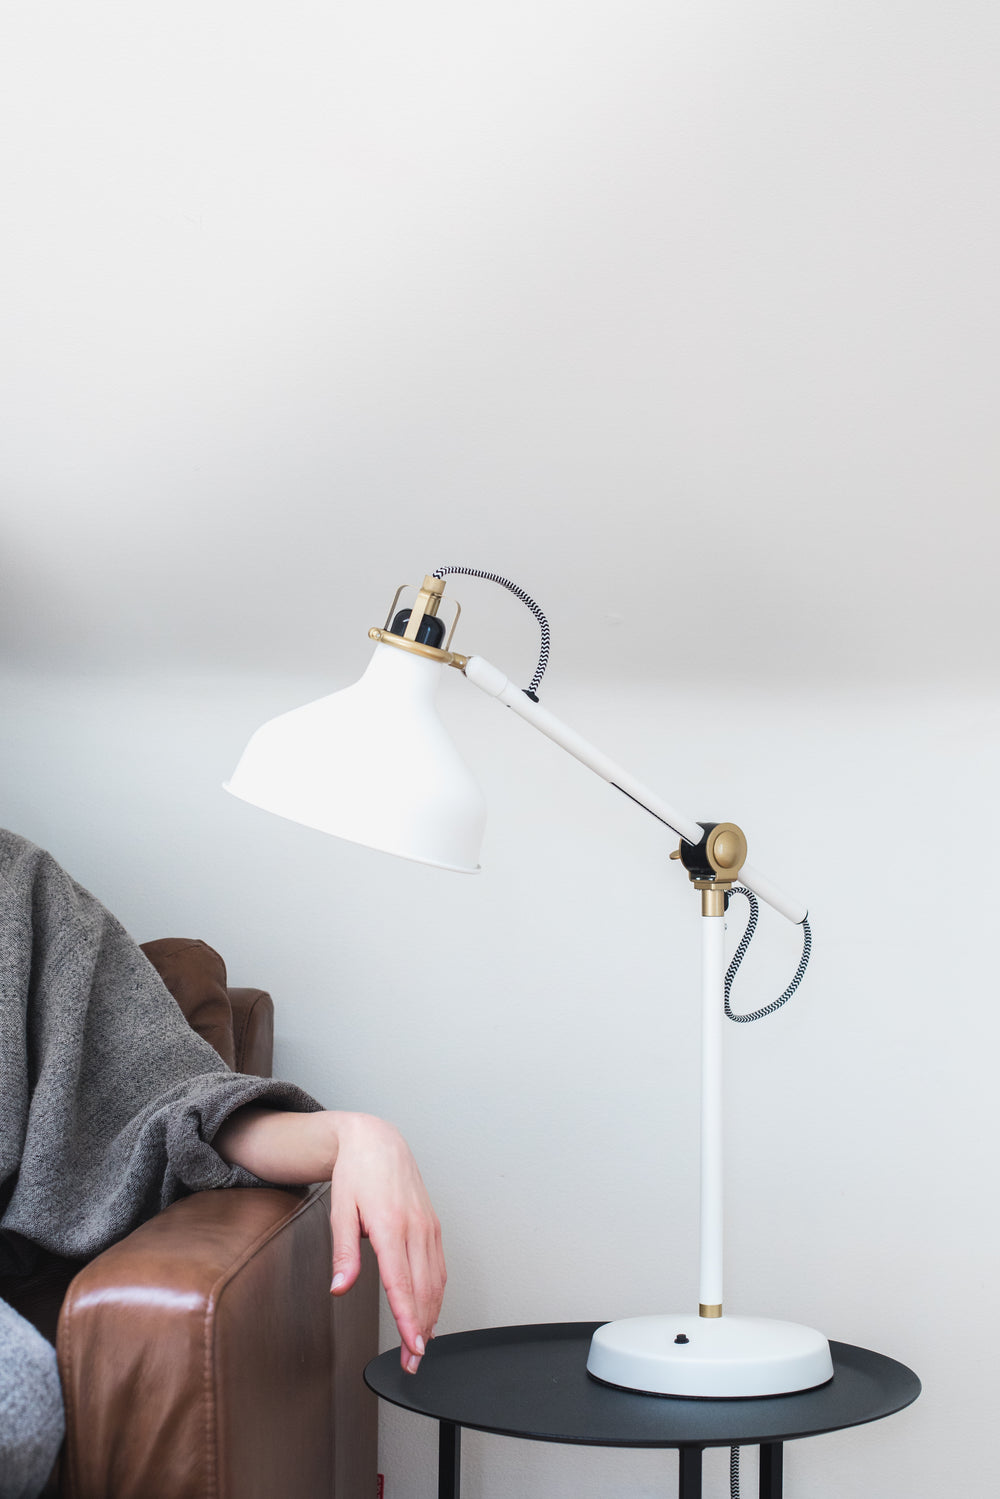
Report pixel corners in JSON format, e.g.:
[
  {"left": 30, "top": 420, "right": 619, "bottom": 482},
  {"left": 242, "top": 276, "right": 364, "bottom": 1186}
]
[{"left": 586, "top": 1314, "right": 834, "bottom": 1398}]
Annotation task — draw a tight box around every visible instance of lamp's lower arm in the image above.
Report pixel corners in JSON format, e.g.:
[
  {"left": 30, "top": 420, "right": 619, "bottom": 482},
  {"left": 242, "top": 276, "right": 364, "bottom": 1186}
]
[{"left": 737, "top": 862, "right": 807, "bottom": 926}]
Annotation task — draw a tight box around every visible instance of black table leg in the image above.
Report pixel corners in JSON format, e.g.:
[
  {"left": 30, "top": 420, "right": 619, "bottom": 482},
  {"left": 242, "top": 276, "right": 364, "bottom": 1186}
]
[
  {"left": 759, "top": 1442, "right": 783, "bottom": 1498},
  {"left": 678, "top": 1447, "right": 703, "bottom": 1498},
  {"left": 438, "top": 1421, "right": 461, "bottom": 1499}
]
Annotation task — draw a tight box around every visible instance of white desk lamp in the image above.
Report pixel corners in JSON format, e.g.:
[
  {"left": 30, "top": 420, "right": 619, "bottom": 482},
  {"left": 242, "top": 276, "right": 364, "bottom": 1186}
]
[{"left": 225, "top": 570, "right": 833, "bottom": 1399}]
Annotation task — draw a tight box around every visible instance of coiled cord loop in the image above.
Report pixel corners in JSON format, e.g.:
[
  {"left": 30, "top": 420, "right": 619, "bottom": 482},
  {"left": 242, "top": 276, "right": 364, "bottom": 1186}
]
[
  {"left": 432, "top": 566, "right": 550, "bottom": 697},
  {"left": 724, "top": 886, "right": 812, "bottom": 1023}
]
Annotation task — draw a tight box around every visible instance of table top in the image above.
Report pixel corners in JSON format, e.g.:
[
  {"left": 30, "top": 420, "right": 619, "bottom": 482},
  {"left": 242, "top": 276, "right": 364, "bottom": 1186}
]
[{"left": 365, "top": 1323, "right": 920, "bottom": 1449}]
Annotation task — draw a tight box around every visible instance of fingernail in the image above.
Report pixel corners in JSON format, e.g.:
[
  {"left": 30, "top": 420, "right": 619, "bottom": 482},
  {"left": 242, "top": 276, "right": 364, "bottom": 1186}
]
[
  {"left": 416, "top": 1335, "right": 426, "bottom": 1355},
  {"left": 331, "top": 1273, "right": 346, "bottom": 1291},
  {"left": 407, "top": 1354, "right": 421, "bottom": 1374}
]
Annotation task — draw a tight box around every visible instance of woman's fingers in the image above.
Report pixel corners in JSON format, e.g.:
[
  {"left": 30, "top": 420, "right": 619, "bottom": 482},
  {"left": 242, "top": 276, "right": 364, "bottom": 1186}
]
[
  {"left": 328, "top": 1194, "right": 363, "bottom": 1295},
  {"left": 407, "top": 1219, "right": 446, "bottom": 1344},
  {"left": 327, "top": 1113, "right": 446, "bottom": 1372},
  {"left": 369, "top": 1214, "right": 446, "bottom": 1370},
  {"left": 368, "top": 1225, "right": 423, "bottom": 1370}
]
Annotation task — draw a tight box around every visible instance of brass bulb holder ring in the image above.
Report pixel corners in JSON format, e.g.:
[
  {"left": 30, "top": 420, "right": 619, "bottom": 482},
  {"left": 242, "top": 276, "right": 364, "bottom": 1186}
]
[{"left": 368, "top": 627, "right": 468, "bottom": 670}]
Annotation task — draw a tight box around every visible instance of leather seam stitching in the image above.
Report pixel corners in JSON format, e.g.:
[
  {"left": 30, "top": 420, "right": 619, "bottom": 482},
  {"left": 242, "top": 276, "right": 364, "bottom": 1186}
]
[{"left": 202, "top": 1284, "right": 219, "bottom": 1499}]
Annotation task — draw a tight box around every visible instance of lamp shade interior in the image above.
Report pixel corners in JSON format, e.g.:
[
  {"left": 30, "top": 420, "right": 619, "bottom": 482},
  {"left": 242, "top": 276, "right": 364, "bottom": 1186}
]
[{"left": 224, "top": 643, "right": 487, "bottom": 872}]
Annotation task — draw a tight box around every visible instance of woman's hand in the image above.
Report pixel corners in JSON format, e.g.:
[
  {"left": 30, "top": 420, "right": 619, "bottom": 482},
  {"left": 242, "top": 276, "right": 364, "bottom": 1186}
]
[
  {"left": 326, "top": 1111, "right": 445, "bottom": 1373},
  {"left": 214, "top": 1106, "right": 445, "bottom": 1373}
]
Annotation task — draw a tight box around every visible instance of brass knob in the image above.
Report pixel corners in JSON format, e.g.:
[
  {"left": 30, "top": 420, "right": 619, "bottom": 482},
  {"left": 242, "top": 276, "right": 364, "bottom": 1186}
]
[
  {"left": 713, "top": 829, "right": 742, "bottom": 868},
  {"left": 706, "top": 823, "right": 747, "bottom": 879}
]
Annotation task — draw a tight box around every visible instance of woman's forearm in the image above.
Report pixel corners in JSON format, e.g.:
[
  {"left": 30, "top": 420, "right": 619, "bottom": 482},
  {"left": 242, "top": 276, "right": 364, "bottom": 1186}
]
[{"left": 214, "top": 1105, "right": 340, "bottom": 1183}]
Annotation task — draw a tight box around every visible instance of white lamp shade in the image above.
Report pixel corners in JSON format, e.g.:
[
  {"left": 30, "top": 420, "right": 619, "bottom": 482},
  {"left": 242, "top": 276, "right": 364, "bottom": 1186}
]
[{"left": 224, "top": 643, "right": 487, "bottom": 872}]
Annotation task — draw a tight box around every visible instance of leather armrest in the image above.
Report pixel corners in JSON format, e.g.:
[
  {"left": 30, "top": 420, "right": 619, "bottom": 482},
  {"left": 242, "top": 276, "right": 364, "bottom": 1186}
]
[
  {"left": 227, "top": 988, "right": 275, "bottom": 1078},
  {"left": 141, "top": 940, "right": 237, "bottom": 1070},
  {"left": 58, "top": 1185, "right": 378, "bottom": 1499}
]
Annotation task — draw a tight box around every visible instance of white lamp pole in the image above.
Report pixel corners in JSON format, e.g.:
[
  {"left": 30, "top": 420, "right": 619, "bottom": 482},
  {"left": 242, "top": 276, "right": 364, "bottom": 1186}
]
[{"left": 701, "top": 909, "right": 726, "bottom": 1319}]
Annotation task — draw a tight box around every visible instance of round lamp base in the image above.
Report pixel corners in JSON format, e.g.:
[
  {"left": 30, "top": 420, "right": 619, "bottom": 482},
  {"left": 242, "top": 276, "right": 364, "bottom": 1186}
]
[{"left": 587, "top": 1314, "right": 834, "bottom": 1398}]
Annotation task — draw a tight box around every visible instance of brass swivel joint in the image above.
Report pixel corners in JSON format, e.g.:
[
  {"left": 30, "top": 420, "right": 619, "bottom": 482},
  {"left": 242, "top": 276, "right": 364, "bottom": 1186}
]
[{"left": 670, "top": 822, "right": 748, "bottom": 916}]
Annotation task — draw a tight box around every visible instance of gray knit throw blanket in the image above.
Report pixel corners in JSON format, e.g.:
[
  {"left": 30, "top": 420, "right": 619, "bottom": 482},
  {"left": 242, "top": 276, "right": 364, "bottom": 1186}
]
[{"left": 0, "top": 829, "right": 321, "bottom": 1277}]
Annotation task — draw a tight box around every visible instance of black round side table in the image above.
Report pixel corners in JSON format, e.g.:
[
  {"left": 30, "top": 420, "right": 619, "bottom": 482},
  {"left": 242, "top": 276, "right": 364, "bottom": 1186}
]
[{"left": 365, "top": 1322, "right": 920, "bottom": 1498}]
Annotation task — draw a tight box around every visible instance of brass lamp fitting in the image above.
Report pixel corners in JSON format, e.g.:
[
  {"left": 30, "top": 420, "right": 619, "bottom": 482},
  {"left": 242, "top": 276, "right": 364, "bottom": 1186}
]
[
  {"left": 403, "top": 575, "right": 445, "bottom": 641},
  {"left": 670, "top": 822, "right": 748, "bottom": 917},
  {"left": 369, "top": 575, "right": 468, "bottom": 669}
]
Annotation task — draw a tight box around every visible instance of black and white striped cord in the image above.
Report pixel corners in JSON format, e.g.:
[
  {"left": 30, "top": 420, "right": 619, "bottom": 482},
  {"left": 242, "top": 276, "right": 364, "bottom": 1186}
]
[
  {"left": 724, "top": 886, "right": 812, "bottom": 1024},
  {"left": 432, "top": 566, "right": 550, "bottom": 699}
]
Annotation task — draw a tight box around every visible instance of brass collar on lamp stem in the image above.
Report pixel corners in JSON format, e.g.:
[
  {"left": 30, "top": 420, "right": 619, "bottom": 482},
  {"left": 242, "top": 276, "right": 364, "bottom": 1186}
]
[{"left": 695, "top": 884, "right": 731, "bottom": 918}]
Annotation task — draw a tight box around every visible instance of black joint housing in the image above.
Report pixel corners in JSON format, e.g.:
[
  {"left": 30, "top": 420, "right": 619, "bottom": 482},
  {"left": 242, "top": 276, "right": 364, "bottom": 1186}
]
[{"left": 677, "top": 822, "right": 720, "bottom": 881}]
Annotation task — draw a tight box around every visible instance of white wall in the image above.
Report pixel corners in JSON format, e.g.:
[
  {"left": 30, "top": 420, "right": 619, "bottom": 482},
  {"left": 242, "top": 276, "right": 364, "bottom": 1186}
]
[{"left": 3, "top": 3, "right": 998, "bottom": 1495}]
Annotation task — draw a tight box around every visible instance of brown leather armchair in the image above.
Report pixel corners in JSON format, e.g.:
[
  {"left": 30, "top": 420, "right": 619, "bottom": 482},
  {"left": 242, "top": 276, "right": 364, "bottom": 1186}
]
[{"left": 0, "top": 939, "right": 378, "bottom": 1499}]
